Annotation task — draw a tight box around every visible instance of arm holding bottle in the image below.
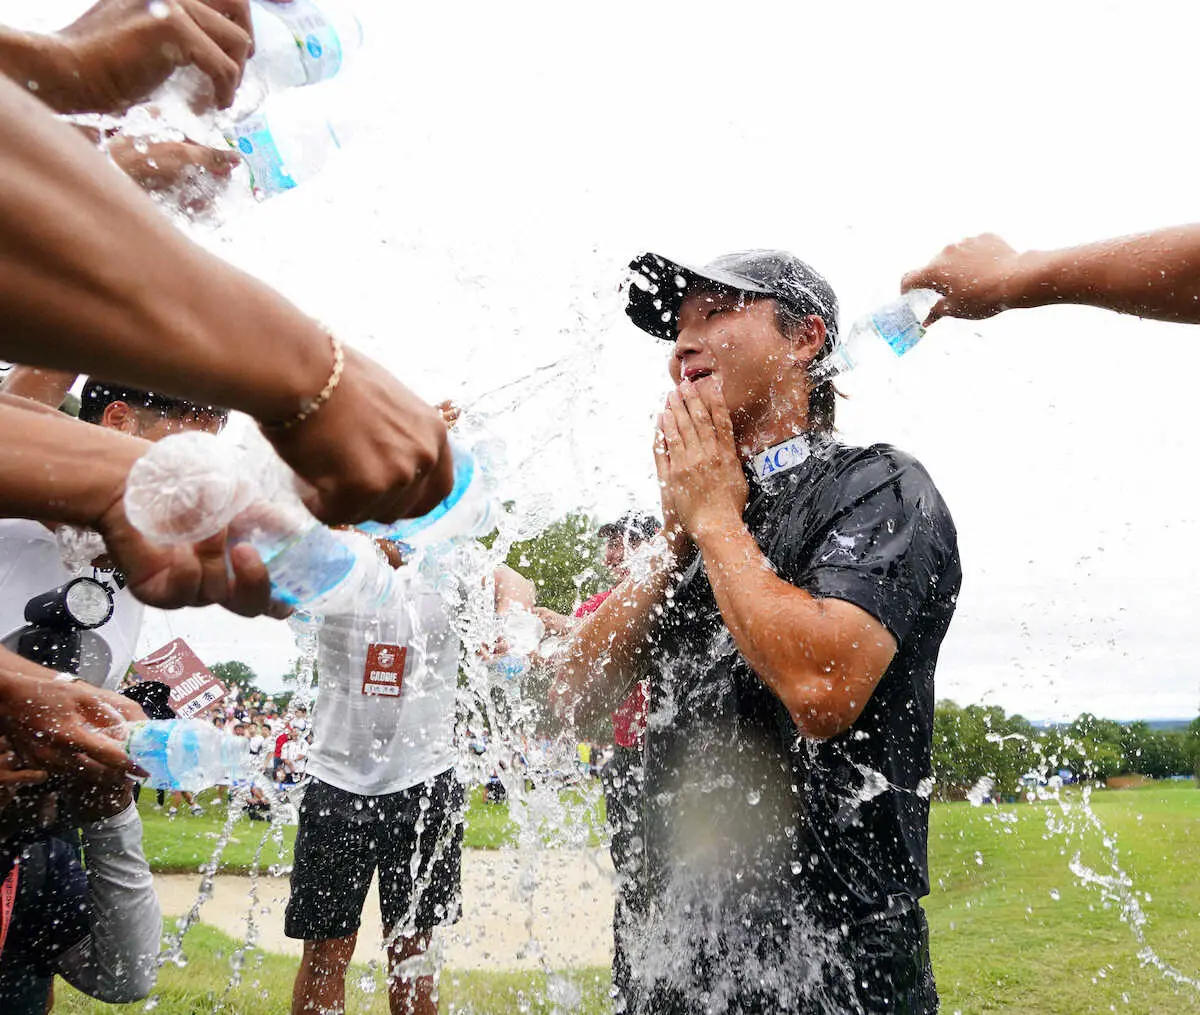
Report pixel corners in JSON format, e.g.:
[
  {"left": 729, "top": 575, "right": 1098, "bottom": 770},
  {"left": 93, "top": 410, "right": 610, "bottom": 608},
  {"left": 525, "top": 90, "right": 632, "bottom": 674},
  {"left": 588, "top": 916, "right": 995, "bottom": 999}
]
[{"left": 902, "top": 227, "right": 1200, "bottom": 326}]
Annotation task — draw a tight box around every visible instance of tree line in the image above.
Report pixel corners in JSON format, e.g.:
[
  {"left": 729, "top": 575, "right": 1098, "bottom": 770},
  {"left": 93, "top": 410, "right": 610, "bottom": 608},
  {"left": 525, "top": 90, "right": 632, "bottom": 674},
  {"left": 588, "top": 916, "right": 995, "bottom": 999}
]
[{"left": 933, "top": 700, "right": 1200, "bottom": 801}]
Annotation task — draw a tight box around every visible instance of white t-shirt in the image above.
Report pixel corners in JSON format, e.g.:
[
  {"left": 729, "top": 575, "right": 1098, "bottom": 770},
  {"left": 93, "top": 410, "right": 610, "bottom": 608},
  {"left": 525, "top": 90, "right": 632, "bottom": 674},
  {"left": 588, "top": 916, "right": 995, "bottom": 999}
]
[
  {"left": 280, "top": 737, "right": 308, "bottom": 775},
  {"left": 306, "top": 566, "right": 460, "bottom": 797},
  {"left": 0, "top": 518, "right": 145, "bottom": 689}
]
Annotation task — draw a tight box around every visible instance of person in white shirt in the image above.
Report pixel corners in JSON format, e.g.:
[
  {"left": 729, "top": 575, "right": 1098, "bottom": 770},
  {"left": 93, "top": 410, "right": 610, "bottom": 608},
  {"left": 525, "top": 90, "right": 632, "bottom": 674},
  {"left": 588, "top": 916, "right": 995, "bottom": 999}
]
[{"left": 287, "top": 540, "right": 534, "bottom": 1015}]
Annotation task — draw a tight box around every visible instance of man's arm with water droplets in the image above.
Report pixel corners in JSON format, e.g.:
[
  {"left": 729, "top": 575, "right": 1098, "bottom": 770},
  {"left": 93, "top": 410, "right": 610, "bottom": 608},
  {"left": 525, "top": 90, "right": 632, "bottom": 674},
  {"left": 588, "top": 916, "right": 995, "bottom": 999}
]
[
  {"left": 0, "top": 402, "right": 275, "bottom": 616},
  {"left": 695, "top": 518, "right": 898, "bottom": 739},
  {"left": 0, "top": 646, "right": 148, "bottom": 783},
  {"left": 554, "top": 551, "right": 678, "bottom": 729},
  {"left": 902, "top": 228, "right": 1200, "bottom": 325},
  {"left": 663, "top": 376, "right": 898, "bottom": 739},
  {"left": 0, "top": 0, "right": 254, "bottom": 115}
]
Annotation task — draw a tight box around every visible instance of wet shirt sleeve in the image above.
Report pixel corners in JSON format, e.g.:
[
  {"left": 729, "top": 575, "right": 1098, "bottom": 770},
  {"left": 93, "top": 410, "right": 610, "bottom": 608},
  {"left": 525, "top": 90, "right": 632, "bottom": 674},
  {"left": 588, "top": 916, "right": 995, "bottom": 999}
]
[{"left": 787, "top": 449, "right": 954, "bottom": 645}]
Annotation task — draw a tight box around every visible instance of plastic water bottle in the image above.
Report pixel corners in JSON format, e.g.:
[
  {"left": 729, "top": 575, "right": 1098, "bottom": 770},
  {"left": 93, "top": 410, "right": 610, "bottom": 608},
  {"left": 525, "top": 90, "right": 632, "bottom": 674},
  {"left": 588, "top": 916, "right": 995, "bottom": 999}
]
[
  {"left": 123, "top": 427, "right": 396, "bottom": 617},
  {"left": 225, "top": 94, "right": 352, "bottom": 201},
  {"left": 813, "top": 289, "right": 941, "bottom": 381},
  {"left": 487, "top": 611, "right": 544, "bottom": 700},
  {"left": 357, "top": 440, "right": 502, "bottom": 548},
  {"left": 247, "top": 0, "right": 362, "bottom": 93},
  {"left": 124, "top": 719, "right": 250, "bottom": 793}
]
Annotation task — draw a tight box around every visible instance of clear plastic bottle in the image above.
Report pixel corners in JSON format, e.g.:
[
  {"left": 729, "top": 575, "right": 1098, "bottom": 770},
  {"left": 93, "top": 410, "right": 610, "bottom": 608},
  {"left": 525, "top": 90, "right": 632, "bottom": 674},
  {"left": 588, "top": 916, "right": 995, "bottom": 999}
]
[
  {"left": 123, "top": 427, "right": 395, "bottom": 617},
  {"left": 124, "top": 719, "right": 250, "bottom": 793},
  {"left": 247, "top": 0, "right": 363, "bottom": 93},
  {"left": 488, "top": 612, "right": 545, "bottom": 704},
  {"left": 813, "top": 289, "right": 942, "bottom": 381},
  {"left": 356, "top": 440, "right": 502, "bottom": 548},
  {"left": 225, "top": 94, "right": 352, "bottom": 201}
]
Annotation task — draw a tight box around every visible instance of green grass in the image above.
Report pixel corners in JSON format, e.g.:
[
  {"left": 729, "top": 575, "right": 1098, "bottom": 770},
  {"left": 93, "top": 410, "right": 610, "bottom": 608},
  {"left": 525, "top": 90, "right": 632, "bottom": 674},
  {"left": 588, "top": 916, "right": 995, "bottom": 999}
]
[
  {"left": 65, "top": 781, "right": 1200, "bottom": 1012},
  {"left": 54, "top": 925, "right": 612, "bottom": 1014},
  {"left": 927, "top": 781, "right": 1200, "bottom": 1014},
  {"left": 138, "top": 783, "right": 607, "bottom": 872}
]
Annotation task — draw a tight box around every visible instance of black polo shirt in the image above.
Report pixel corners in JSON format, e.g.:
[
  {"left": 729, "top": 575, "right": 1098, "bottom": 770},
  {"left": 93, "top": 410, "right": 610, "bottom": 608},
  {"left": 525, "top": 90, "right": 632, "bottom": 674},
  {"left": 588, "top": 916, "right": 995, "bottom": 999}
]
[{"left": 639, "top": 439, "right": 960, "bottom": 957}]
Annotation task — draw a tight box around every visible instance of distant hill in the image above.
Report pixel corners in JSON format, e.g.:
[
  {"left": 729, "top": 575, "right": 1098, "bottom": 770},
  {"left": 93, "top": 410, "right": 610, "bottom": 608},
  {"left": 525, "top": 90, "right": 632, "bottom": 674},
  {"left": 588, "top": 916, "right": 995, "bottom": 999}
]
[
  {"left": 1029, "top": 717, "right": 1194, "bottom": 733},
  {"left": 1140, "top": 718, "right": 1195, "bottom": 733}
]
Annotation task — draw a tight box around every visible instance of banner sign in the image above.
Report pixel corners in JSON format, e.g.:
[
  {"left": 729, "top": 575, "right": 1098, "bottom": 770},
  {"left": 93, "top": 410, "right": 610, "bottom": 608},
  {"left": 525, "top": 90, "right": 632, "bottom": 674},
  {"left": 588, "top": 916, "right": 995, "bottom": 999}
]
[{"left": 133, "top": 638, "right": 226, "bottom": 719}]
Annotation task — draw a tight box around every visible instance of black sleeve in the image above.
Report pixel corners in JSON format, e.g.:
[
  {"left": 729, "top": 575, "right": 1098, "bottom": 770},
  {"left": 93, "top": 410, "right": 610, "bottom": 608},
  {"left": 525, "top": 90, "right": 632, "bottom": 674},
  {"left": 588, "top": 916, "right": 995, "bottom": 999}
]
[{"left": 788, "top": 448, "right": 956, "bottom": 645}]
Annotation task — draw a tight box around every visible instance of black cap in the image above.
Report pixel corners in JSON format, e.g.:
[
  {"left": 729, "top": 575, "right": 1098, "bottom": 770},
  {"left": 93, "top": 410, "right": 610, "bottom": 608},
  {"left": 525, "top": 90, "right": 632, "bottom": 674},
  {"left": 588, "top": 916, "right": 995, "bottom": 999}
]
[
  {"left": 625, "top": 250, "right": 839, "bottom": 350},
  {"left": 598, "top": 512, "right": 661, "bottom": 542}
]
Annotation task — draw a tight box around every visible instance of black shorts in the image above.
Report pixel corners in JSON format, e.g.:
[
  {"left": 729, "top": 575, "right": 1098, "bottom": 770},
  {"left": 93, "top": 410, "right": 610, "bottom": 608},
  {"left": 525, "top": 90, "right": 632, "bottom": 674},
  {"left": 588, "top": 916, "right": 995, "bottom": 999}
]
[{"left": 284, "top": 769, "right": 464, "bottom": 941}]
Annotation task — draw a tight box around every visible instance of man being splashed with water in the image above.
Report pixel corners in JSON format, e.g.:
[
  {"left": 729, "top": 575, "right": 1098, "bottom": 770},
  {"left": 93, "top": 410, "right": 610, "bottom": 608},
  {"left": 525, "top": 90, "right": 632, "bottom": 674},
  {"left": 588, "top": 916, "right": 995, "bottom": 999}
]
[{"left": 559, "top": 251, "right": 961, "bottom": 1014}]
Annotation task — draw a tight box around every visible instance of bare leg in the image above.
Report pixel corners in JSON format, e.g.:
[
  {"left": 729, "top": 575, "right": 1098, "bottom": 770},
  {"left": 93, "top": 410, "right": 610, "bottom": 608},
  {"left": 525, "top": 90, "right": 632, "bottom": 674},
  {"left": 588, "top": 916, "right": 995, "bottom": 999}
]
[
  {"left": 292, "top": 934, "right": 358, "bottom": 1015},
  {"left": 387, "top": 931, "right": 436, "bottom": 1015}
]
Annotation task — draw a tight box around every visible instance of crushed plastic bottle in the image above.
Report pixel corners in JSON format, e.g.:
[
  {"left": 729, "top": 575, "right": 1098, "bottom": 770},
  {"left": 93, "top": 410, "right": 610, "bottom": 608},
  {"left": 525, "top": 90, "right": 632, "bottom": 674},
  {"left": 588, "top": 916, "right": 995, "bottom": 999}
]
[
  {"left": 812, "top": 288, "right": 941, "bottom": 380},
  {"left": 125, "top": 719, "right": 250, "bottom": 793},
  {"left": 123, "top": 426, "right": 395, "bottom": 617}
]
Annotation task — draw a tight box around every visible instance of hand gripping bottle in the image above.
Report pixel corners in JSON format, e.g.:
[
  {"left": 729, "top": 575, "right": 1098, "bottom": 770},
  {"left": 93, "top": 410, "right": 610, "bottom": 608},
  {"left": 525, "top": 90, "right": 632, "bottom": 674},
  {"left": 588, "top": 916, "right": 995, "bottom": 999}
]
[
  {"left": 812, "top": 289, "right": 941, "bottom": 381},
  {"left": 357, "top": 433, "right": 503, "bottom": 549},
  {"left": 123, "top": 426, "right": 395, "bottom": 618},
  {"left": 125, "top": 719, "right": 250, "bottom": 793},
  {"left": 488, "top": 609, "right": 545, "bottom": 705},
  {"left": 247, "top": 0, "right": 363, "bottom": 93}
]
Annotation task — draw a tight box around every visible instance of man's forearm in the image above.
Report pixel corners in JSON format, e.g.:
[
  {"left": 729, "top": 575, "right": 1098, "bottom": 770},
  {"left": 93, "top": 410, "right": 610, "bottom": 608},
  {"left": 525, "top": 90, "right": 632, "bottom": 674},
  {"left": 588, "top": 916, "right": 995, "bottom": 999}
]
[
  {"left": 0, "top": 403, "right": 142, "bottom": 527},
  {"left": 0, "top": 27, "right": 69, "bottom": 110},
  {"left": 0, "top": 365, "right": 75, "bottom": 409},
  {"left": 1011, "top": 226, "right": 1200, "bottom": 323},
  {"left": 696, "top": 517, "right": 893, "bottom": 738},
  {"left": 559, "top": 551, "right": 678, "bottom": 723},
  {"left": 0, "top": 75, "right": 331, "bottom": 422}
]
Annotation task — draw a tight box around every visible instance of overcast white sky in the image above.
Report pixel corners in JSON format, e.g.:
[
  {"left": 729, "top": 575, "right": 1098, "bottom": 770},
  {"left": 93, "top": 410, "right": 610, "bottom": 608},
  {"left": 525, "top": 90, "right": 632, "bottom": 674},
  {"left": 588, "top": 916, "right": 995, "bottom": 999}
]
[{"left": 14, "top": 0, "right": 1200, "bottom": 720}]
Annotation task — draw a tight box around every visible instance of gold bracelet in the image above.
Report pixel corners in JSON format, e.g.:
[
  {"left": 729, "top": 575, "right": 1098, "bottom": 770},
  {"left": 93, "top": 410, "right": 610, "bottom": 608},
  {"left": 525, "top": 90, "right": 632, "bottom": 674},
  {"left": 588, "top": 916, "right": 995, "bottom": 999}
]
[{"left": 261, "top": 332, "right": 345, "bottom": 432}]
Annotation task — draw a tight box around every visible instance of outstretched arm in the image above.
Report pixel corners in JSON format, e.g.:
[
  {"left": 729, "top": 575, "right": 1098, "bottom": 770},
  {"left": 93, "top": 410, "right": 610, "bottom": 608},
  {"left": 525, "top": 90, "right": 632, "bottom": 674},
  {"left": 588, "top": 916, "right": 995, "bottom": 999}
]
[
  {"left": 0, "top": 366, "right": 74, "bottom": 409},
  {"left": 902, "top": 228, "right": 1200, "bottom": 326},
  {"left": 555, "top": 551, "right": 678, "bottom": 727}
]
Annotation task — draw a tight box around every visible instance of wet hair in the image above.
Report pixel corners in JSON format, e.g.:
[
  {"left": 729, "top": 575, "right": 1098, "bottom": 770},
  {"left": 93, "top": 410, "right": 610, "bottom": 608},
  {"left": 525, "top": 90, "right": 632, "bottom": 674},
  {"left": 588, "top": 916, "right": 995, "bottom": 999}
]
[
  {"left": 598, "top": 512, "right": 662, "bottom": 544},
  {"left": 78, "top": 379, "right": 229, "bottom": 427},
  {"left": 773, "top": 302, "right": 838, "bottom": 432}
]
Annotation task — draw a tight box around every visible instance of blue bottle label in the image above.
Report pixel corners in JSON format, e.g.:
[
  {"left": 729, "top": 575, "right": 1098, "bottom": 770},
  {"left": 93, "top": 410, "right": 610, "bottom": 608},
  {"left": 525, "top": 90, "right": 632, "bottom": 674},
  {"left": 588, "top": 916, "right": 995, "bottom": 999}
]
[
  {"left": 127, "top": 720, "right": 197, "bottom": 790},
  {"left": 358, "top": 449, "right": 476, "bottom": 543},
  {"left": 870, "top": 303, "right": 924, "bottom": 356},
  {"left": 268, "top": 0, "right": 344, "bottom": 83},
  {"left": 228, "top": 114, "right": 295, "bottom": 198},
  {"left": 266, "top": 525, "right": 357, "bottom": 607}
]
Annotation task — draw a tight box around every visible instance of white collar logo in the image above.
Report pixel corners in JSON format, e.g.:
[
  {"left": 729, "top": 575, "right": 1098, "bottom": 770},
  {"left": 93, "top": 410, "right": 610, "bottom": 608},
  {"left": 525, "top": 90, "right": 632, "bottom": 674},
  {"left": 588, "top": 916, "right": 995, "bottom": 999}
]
[{"left": 751, "top": 437, "right": 812, "bottom": 484}]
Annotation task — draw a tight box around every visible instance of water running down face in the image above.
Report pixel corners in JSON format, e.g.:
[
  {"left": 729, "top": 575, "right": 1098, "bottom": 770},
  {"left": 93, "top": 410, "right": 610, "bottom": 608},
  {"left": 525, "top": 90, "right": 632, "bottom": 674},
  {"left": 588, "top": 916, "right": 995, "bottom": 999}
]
[{"left": 669, "top": 288, "right": 827, "bottom": 447}]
